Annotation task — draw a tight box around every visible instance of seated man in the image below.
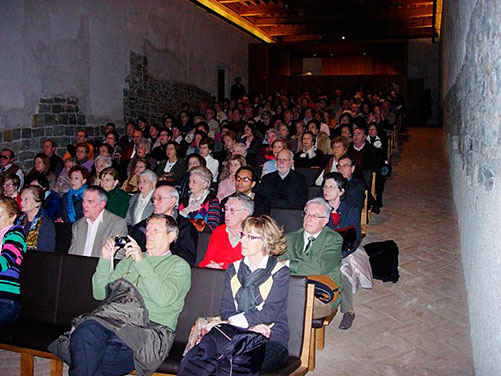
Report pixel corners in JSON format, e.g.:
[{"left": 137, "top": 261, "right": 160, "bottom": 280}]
[
  {"left": 337, "top": 155, "right": 366, "bottom": 214},
  {"left": 66, "top": 214, "right": 191, "bottom": 375},
  {"left": 220, "top": 166, "right": 270, "bottom": 223},
  {"left": 199, "top": 194, "right": 253, "bottom": 269},
  {"left": 0, "top": 148, "right": 24, "bottom": 192},
  {"left": 130, "top": 184, "right": 198, "bottom": 266},
  {"left": 257, "top": 149, "right": 308, "bottom": 209},
  {"left": 68, "top": 186, "right": 127, "bottom": 257},
  {"left": 281, "top": 198, "right": 343, "bottom": 319}
]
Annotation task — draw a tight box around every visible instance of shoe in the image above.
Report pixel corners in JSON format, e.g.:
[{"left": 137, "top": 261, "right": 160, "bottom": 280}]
[
  {"left": 371, "top": 205, "right": 380, "bottom": 214},
  {"left": 339, "top": 312, "right": 355, "bottom": 330}
]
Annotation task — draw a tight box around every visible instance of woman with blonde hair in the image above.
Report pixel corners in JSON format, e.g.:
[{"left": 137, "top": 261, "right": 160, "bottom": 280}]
[
  {"left": 216, "top": 155, "right": 246, "bottom": 201},
  {"left": 26, "top": 153, "right": 56, "bottom": 190},
  {"left": 179, "top": 215, "right": 291, "bottom": 374}
]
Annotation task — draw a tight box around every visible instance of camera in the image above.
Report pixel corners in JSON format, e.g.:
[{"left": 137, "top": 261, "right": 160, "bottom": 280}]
[{"left": 114, "top": 236, "right": 129, "bottom": 248}]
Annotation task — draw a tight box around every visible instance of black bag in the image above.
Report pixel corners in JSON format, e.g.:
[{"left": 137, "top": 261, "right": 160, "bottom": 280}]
[{"left": 364, "top": 240, "right": 399, "bottom": 283}]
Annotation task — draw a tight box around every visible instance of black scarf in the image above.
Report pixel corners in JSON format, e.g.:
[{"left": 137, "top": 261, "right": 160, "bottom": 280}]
[{"left": 236, "top": 257, "right": 277, "bottom": 313}]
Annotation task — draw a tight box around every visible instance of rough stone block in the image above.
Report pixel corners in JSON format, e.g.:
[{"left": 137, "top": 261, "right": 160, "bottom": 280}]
[
  {"left": 44, "top": 127, "right": 53, "bottom": 137},
  {"left": 52, "top": 104, "right": 63, "bottom": 113},
  {"left": 64, "top": 105, "right": 75, "bottom": 113},
  {"left": 53, "top": 96, "right": 65, "bottom": 103},
  {"left": 38, "top": 104, "right": 51, "bottom": 113},
  {"left": 19, "top": 151, "right": 35, "bottom": 161},
  {"left": 32, "top": 114, "right": 43, "bottom": 127},
  {"left": 40, "top": 98, "right": 53, "bottom": 104},
  {"left": 33, "top": 128, "right": 44, "bottom": 138},
  {"left": 53, "top": 126, "right": 65, "bottom": 136},
  {"left": 67, "top": 96, "right": 79, "bottom": 105},
  {"left": 77, "top": 114, "right": 86, "bottom": 125},
  {"left": 3, "top": 130, "right": 12, "bottom": 142},
  {"left": 65, "top": 126, "right": 75, "bottom": 136},
  {"left": 12, "top": 129, "right": 20, "bottom": 140},
  {"left": 61, "top": 136, "right": 71, "bottom": 146},
  {"left": 68, "top": 114, "right": 77, "bottom": 125},
  {"left": 22, "top": 129, "right": 32, "bottom": 139},
  {"left": 57, "top": 114, "right": 68, "bottom": 125},
  {"left": 46, "top": 115, "right": 56, "bottom": 126},
  {"left": 21, "top": 139, "right": 31, "bottom": 150}
]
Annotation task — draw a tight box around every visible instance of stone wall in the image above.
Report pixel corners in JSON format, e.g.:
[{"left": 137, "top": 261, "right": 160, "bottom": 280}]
[
  {"left": 441, "top": 0, "right": 501, "bottom": 374},
  {"left": 124, "top": 51, "right": 214, "bottom": 125}
]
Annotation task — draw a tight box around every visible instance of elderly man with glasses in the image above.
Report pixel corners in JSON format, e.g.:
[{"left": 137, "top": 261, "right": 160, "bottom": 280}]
[
  {"left": 281, "top": 198, "right": 343, "bottom": 320},
  {"left": 130, "top": 184, "right": 198, "bottom": 266},
  {"left": 198, "top": 194, "right": 254, "bottom": 269}
]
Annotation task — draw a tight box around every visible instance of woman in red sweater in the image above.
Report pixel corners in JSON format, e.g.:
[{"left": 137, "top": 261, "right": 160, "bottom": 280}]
[{"left": 198, "top": 194, "right": 254, "bottom": 269}]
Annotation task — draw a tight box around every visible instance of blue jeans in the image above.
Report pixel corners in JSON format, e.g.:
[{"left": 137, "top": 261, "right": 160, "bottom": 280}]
[
  {"left": 69, "top": 319, "right": 135, "bottom": 376},
  {"left": 0, "top": 298, "right": 20, "bottom": 325}
]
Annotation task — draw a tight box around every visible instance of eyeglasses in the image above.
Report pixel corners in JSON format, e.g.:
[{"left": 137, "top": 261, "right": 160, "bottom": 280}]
[
  {"left": 151, "top": 196, "right": 170, "bottom": 203},
  {"left": 337, "top": 163, "right": 351, "bottom": 169},
  {"left": 0, "top": 155, "right": 10, "bottom": 160},
  {"left": 235, "top": 176, "right": 252, "bottom": 183},
  {"left": 276, "top": 158, "right": 291, "bottom": 163},
  {"left": 303, "top": 212, "right": 327, "bottom": 220},
  {"left": 224, "top": 206, "right": 245, "bottom": 215},
  {"left": 240, "top": 232, "right": 263, "bottom": 241}
]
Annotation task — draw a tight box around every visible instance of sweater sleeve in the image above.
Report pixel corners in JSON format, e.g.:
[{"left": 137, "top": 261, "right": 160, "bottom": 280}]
[
  {"left": 0, "top": 227, "right": 26, "bottom": 272},
  {"left": 198, "top": 228, "right": 219, "bottom": 268},
  {"left": 205, "top": 198, "right": 221, "bottom": 232}
]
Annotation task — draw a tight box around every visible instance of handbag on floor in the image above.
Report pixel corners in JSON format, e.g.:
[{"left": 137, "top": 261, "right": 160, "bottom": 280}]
[{"left": 363, "top": 240, "right": 399, "bottom": 283}]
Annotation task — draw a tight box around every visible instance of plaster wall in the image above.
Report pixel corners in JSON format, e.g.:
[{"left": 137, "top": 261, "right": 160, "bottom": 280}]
[
  {"left": 0, "top": 0, "right": 256, "bottom": 129},
  {"left": 442, "top": 0, "right": 501, "bottom": 374},
  {"left": 408, "top": 39, "right": 440, "bottom": 124}
]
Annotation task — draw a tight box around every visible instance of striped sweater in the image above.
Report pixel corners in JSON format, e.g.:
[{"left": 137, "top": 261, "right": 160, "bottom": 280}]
[{"left": 0, "top": 225, "right": 27, "bottom": 301}]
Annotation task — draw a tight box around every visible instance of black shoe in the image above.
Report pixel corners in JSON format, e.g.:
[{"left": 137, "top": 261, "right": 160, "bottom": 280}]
[
  {"left": 371, "top": 205, "right": 380, "bottom": 214},
  {"left": 339, "top": 312, "right": 355, "bottom": 330}
]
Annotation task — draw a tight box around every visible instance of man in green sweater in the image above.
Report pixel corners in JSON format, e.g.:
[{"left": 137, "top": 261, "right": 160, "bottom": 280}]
[
  {"left": 281, "top": 198, "right": 343, "bottom": 320},
  {"left": 69, "top": 213, "right": 191, "bottom": 375}
]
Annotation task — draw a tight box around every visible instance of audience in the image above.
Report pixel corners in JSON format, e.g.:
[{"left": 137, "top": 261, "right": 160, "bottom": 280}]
[
  {"left": 17, "top": 186, "right": 55, "bottom": 252},
  {"left": 261, "top": 139, "right": 287, "bottom": 178},
  {"left": 126, "top": 170, "right": 156, "bottom": 226},
  {"left": 315, "top": 136, "right": 349, "bottom": 186},
  {"left": 26, "top": 153, "right": 56, "bottom": 190},
  {"left": 258, "top": 149, "right": 308, "bottom": 209},
  {"left": 178, "top": 166, "right": 220, "bottom": 233},
  {"left": 131, "top": 184, "right": 198, "bottom": 266},
  {"left": 75, "top": 142, "right": 93, "bottom": 173},
  {"left": 199, "top": 137, "right": 219, "bottom": 182},
  {"left": 0, "top": 149, "right": 24, "bottom": 192},
  {"left": 99, "top": 168, "right": 130, "bottom": 218},
  {"left": 43, "top": 140, "right": 64, "bottom": 177},
  {"left": 58, "top": 166, "right": 89, "bottom": 223},
  {"left": 0, "top": 197, "right": 26, "bottom": 325},
  {"left": 180, "top": 215, "right": 290, "bottom": 374},
  {"left": 337, "top": 155, "right": 366, "bottom": 213},
  {"left": 54, "top": 158, "right": 77, "bottom": 195},
  {"left": 68, "top": 186, "right": 127, "bottom": 257},
  {"left": 26, "top": 174, "right": 61, "bottom": 221},
  {"left": 282, "top": 198, "right": 343, "bottom": 319},
  {"left": 88, "top": 155, "right": 112, "bottom": 186},
  {"left": 156, "top": 141, "right": 186, "bottom": 185},
  {"left": 64, "top": 214, "right": 190, "bottom": 375},
  {"left": 198, "top": 194, "right": 253, "bottom": 269},
  {"left": 2, "top": 174, "right": 21, "bottom": 209},
  {"left": 294, "top": 131, "right": 325, "bottom": 168},
  {"left": 121, "top": 157, "right": 149, "bottom": 194},
  {"left": 217, "top": 155, "right": 246, "bottom": 201}
]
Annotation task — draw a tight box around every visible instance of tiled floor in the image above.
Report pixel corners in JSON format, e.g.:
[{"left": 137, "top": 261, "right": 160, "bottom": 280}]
[
  {"left": 314, "top": 127, "right": 474, "bottom": 375},
  {"left": 0, "top": 127, "right": 474, "bottom": 375}
]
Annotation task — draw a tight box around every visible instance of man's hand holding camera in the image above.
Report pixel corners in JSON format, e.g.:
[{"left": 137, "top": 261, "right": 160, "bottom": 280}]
[{"left": 101, "top": 236, "right": 143, "bottom": 262}]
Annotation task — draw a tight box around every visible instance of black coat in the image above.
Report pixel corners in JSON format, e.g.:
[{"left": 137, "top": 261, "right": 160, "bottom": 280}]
[
  {"left": 219, "top": 191, "right": 271, "bottom": 223},
  {"left": 257, "top": 170, "right": 308, "bottom": 209}
]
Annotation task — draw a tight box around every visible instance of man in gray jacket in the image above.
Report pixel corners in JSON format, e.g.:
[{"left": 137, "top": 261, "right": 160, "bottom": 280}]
[{"left": 68, "top": 186, "right": 127, "bottom": 257}]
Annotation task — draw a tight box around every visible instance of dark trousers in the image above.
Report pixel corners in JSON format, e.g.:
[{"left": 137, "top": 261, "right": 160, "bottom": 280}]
[
  {"left": 69, "top": 319, "right": 135, "bottom": 376},
  {"left": 0, "top": 298, "right": 20, "bottom": 325}
]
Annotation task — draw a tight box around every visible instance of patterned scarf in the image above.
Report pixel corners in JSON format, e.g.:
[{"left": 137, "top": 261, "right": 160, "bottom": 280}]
[
  {"left": 66, "top": 185, "right": 87, "bottom": 223},
  {"left": 16, "top": 209, "right": 44, "bottom": 250},
  {"left": 300, "top": 146, "right": 318, "bottom": 159},
  {"left": 179, "top": 189, "right": 209, "bottom": 218}
]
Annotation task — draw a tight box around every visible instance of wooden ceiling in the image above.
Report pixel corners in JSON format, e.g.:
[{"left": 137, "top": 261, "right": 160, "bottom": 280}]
[{"left": 192, "top": 0, "right": 442, "bottom": 43}]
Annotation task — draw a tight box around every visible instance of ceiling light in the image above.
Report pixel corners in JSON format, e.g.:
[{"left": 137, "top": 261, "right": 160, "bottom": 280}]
[{"left": 341, "top": 36, "right": 346, "bottom": 40}]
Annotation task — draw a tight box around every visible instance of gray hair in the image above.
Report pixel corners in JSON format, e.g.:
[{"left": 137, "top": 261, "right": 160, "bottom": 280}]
[
  {"left": 227, "top": 194, "right": 254, "bottom": 216},
  {"left": 305, "top": 197, "right": 331, "bottom": 218},
  {"left": 137, "top": 140, "right": 151, "bottom": 152},
  {"left": 232, "top": 143, "right": 248, "bottom": 157},
  {"left": 94, "top": 155, "right": 112, "bottom": 168},
  {"left": 146, "top": 214, "right": 179, "bottom": 243},
  {"left": 278, "top": 149, "right": 294, "bottom": 160},
  {"left": 85, "top": 185, "right": 108, "bottom": 204},
  {"left": 266, "top": 128, "right": 279, "bottom": 137},
  {"left": 155, "top": 185, "right": 179, "bottom": 208},
  {"left": 190, "top": 166, "right": 213, "bottom": 188},
  {"left": 139, "top": 169, "right": 158, "bottom": 185}
]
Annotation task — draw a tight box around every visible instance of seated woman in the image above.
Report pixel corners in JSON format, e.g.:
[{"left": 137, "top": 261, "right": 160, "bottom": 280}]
[
  {"left": 239, "top": 123, "right": 261, "bottom": 165},
  {"left": 75, "top": 142, "right": 93, "bottom": 173},
  {"left": 177, "top": 154, "right": 207, "bottom": 199},
  {"left": 178, "top": 166, "right": 220, "bottom": 233},
  {"left": 179, "top": 215, "right": 290, "bottom": 374},
  {"left": 217, "top": 155, "right": 246, "bottom": 201},
  {"left": 315, "top": 136, "right": 350, "bottom": 186},
  {"left": 58, "top": 166, "right": 88, "bottom": 223},
  {"left": 261, "top": 138, "right": 287, "bottom": 178},
  {"left": 307, "top": 119, "right": 332, "bottom": 155},
  {"left": 126, "top": 170, "right": 157, "bottom": 226},
  {"left": 294, "top": 131, "right": 325, "bottom": 168},
  {"left": 0, "top": 197, "right": 27, "bottom": 325},
  {"left": 25, "top": 153, "right": 56, "bottom": 191},
  {"left": 99, "top": 167, "right": 131, "bottom": 219},
  {"left": 322, "top": 172, "right": 362, "bottom": 330},
  {"left": 121, "top": 157, "right": 149, "bottom": 194},
  {"left": 2, "top": 173, "right": 21, "bottom": 209},
  {"left": 255, "top": 128, "right": 278, "bottom": 167},
  {"left": 17, "top": 186, "right": 55, "bottom": 252},
  {"left": 88, "top": 155, "right": 112, "bottom": 186},
  {"left": 54, "top": 158, "right": 76, "bottom": 195},
  {"left": 25, "top": 174, "right": 60, "bottom": 221},
  {"left": 156, "top": 141, "right": 186, "bottom": 185},
  {"left": 199, "top": 194, "right": 253, "bottom": 269}
]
